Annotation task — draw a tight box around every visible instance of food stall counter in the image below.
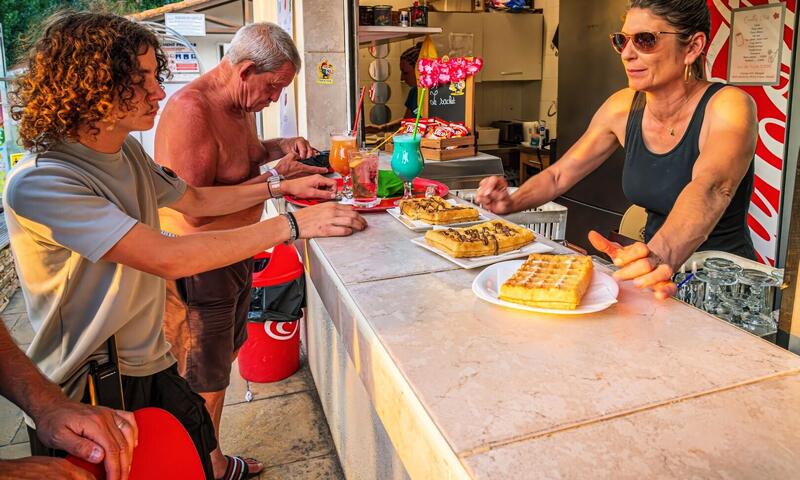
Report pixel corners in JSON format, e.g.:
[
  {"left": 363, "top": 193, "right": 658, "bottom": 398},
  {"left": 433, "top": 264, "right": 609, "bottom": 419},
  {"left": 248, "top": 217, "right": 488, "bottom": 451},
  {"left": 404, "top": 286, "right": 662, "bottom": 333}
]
[{"left": 292, "top": 200, "right": 800, "bottom": 479}]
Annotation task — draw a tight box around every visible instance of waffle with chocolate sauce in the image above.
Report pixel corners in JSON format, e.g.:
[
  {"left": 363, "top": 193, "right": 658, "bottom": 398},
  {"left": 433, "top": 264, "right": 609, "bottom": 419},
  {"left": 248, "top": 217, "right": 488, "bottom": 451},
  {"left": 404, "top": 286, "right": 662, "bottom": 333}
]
[
  {"left": 423, "top": 219, "right": 535, "bottom": 257},
  {"left": 499, "top": 254, "right": 593, "bottom": 310},
  {"left": 398, "top": 195, "right": 480, "bottom": 225}
]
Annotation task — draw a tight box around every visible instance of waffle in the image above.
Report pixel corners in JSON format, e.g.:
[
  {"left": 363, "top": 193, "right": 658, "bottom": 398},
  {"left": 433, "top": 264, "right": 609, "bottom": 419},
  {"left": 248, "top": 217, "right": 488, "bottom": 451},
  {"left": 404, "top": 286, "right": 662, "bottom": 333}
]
[
  {"left": 424, "top": 219, "right": 535, "bottom": 257},
  {"left": 398, "top": 196, "right": 480, "bottom": 225},
  {"left": 499, "top": 254, "right": 593, "bottom": 310}
]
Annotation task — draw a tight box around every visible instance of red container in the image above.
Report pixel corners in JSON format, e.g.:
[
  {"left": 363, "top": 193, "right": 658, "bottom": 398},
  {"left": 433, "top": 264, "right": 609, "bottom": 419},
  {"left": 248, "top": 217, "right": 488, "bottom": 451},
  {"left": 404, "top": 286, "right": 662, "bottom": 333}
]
[{"left": 238, "top": 244, "right": 304, "bottom": 383}]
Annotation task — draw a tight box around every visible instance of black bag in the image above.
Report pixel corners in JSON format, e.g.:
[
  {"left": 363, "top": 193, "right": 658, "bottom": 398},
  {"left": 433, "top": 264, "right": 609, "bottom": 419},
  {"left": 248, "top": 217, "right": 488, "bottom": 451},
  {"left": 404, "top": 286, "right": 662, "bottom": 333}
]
[{"left": 248, "top": 258, "right": 306, "bottom": 323}]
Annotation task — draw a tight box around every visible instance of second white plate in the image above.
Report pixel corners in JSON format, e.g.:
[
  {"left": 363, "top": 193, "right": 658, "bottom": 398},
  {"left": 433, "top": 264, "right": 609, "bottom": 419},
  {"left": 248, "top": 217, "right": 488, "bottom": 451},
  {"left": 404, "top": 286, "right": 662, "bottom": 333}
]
[{"left": 410, "top": 235, "right": 554, "bottom": 269}]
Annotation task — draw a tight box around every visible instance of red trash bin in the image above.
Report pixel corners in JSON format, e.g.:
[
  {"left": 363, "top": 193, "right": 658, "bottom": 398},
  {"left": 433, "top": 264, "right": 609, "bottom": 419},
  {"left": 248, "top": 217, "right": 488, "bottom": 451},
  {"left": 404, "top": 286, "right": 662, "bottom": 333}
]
[{"left": 238, "top": 243, "right": 305, "bottom": 383}]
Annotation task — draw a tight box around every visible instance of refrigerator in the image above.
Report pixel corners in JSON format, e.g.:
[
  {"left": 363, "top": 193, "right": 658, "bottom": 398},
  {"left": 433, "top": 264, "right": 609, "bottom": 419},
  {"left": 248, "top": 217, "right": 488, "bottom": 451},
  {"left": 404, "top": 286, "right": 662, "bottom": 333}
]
[{"left": 556, "top": 0, "right": 632, "bottom": 254}]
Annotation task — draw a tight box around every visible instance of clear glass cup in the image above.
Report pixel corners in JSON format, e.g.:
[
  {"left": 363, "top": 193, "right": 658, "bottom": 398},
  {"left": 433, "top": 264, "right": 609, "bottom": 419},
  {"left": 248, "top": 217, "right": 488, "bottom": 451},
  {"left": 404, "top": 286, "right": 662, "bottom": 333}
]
[
  {"left": 390, "top": 134, "right": 424, "bottom": 201},
  {"left": 695, "top": 270, "right": 737, "bottom": 314},
  {"left": 673, "top": 272, "right": 704, "bottom": 307},
  {"left": 330, "top": 132, "right": 357, "bottom": 200},
  {"left": 703, "top": 257, "right": 742, "bottom": 297},
  {"left": 348, "top": 149, "right": 380, "bottom": 208}
]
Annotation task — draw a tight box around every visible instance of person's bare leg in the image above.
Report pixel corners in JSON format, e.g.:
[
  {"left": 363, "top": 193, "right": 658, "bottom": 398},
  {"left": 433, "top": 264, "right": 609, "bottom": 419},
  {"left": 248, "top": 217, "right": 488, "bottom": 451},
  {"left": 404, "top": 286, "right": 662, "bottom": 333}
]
[{"left": 205, "top": 351, "right": 263, "bottom": 479}]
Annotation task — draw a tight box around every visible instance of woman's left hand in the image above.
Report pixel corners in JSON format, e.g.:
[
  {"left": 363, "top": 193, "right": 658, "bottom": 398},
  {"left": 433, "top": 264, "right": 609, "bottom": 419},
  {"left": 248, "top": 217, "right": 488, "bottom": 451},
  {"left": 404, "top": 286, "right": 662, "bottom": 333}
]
[{"left": 588, "top": 231, "right": 676, "bottom": 300}]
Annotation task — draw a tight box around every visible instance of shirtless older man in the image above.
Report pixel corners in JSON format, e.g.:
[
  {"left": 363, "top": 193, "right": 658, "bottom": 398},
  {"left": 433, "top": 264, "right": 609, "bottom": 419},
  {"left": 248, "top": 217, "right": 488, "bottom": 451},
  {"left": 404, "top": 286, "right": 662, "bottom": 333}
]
[{"left": 155, "top": 23, "right": 325, "bottom": 479}]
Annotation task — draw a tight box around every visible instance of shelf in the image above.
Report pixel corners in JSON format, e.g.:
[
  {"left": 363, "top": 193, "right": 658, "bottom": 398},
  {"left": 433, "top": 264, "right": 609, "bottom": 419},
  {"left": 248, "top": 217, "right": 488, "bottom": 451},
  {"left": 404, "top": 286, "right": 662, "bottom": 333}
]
[{"left": 358, "top": 26, "right": 442, "bottom": 46}]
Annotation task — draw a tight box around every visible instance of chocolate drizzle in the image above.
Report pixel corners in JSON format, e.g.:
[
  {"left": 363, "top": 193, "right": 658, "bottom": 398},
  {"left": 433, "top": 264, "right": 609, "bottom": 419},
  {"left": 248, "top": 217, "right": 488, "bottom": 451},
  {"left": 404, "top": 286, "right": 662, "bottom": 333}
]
[{"left": 441, "top": 221, "right": 520, "bottom": 254}]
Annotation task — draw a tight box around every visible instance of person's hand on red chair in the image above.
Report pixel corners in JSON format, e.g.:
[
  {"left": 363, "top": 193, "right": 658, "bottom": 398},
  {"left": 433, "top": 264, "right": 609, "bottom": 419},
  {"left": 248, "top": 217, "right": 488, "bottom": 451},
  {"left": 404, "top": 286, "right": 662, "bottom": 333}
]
[{"left": 588, "top": 230, "right": 676, "bottom": 300}]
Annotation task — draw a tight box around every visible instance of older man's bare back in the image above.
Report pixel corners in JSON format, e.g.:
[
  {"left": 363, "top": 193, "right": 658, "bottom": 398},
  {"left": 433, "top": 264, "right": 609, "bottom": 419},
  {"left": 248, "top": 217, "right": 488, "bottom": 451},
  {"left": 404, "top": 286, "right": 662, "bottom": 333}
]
[{"left": 155, "top": 82, "right": 272, "bottom": 235}]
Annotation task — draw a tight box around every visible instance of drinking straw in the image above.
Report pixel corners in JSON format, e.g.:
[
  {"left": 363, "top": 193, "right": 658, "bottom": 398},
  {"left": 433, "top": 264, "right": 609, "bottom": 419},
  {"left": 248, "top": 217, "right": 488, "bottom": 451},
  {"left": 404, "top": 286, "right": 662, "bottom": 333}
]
[
  {"left": 369, "top": 126, "right": 405, "bottom": 154},
  {"left": 412, "top": 87, "right": 426, "bottom": 140},
  {"left": 352, "top": 86, "right": 367, "bottom": 136},
  {"left": 676, "top": 273, "right": 695, "bottom": 289}
]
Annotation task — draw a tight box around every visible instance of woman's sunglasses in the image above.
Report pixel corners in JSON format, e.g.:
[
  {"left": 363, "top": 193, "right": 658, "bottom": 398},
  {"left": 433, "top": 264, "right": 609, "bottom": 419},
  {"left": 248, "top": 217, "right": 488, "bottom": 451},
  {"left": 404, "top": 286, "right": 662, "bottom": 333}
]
[{"left": 609, "top": 31, "right": 683, "bottom": 54}]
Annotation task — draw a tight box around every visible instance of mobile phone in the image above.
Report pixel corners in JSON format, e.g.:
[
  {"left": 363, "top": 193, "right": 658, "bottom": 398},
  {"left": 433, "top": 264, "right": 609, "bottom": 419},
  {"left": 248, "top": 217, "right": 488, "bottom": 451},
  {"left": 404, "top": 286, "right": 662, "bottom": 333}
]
[{"left": 87, "top": 337, "right": 125, "bottom": 410}]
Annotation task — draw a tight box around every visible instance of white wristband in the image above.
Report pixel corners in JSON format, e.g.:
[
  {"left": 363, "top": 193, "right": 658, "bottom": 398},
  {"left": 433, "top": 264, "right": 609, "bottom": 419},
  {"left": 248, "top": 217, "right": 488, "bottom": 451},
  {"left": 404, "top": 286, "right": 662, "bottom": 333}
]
[{"left": 268, "top": 168, "right": 279, "bottom": 178}]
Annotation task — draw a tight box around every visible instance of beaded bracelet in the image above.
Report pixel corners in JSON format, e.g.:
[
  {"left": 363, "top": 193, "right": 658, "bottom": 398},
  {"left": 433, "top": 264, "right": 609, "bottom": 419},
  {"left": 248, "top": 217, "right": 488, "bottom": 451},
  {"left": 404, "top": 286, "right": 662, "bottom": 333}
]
[{"left": 282, "top": 212, "right": 300, "bottom": 244}]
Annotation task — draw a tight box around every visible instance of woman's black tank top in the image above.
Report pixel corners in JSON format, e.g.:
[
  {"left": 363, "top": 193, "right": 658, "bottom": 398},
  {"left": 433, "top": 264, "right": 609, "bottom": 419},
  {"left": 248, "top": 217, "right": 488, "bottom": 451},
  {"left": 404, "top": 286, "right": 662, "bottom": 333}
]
[{"left": 621, "top": 83, "right": 756, "bottom": 260}]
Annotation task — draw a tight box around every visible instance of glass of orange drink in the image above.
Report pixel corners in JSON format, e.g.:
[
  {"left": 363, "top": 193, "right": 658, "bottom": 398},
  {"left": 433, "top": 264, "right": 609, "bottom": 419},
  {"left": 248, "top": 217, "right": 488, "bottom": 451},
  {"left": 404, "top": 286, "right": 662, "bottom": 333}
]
[{"left": 329, "top": 132, "right": 358, "bottom": 200}]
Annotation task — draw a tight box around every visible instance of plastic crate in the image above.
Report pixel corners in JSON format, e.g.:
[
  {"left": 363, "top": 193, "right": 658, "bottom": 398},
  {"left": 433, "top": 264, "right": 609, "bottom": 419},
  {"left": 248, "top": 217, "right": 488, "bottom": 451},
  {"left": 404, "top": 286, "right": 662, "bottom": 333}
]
[{"left": 451, "top": 188, "right": 568, "bottom": 241}]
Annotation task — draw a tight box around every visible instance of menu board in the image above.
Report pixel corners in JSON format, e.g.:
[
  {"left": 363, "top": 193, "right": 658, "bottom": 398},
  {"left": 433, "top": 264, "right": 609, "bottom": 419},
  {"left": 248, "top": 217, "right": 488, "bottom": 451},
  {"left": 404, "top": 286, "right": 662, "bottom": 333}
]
[
  {"left": 728, "top": 3, "right": 786, "bottom": 85},
  {"left": 422, "top": 76, "right": 474, "bottom": 131}
]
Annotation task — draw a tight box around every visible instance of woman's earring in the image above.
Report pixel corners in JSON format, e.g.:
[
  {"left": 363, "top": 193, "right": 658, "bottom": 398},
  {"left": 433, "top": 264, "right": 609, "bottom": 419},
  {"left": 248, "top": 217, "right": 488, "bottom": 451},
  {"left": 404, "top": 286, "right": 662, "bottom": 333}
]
[{"left": 684, "top": 64, "right": 691, "bottom": 84}]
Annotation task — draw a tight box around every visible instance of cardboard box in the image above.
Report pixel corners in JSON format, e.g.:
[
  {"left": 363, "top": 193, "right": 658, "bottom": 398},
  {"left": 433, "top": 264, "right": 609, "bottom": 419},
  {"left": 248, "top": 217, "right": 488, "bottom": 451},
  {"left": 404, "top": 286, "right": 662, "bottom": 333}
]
[
  {"left": 430, "top": 0, "right": 475, "bottom": 12},
  {"left": 476, "top": 126, "right": 499, "bottom": 146}
]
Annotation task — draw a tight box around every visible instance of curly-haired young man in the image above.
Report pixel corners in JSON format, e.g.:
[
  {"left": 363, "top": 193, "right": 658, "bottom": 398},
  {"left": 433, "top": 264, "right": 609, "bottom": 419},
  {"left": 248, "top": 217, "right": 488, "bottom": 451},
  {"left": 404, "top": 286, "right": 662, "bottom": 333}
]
[{"left": 4, "top": 11, "right": 366, "bottom": 479}]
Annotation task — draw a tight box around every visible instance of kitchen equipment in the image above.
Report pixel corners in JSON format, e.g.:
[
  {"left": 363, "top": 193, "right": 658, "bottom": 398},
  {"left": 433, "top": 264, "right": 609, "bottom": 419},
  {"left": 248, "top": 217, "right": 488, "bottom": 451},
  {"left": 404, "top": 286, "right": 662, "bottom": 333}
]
[{"left": 490, "top": 120, "right": 524, "bottom": 144}]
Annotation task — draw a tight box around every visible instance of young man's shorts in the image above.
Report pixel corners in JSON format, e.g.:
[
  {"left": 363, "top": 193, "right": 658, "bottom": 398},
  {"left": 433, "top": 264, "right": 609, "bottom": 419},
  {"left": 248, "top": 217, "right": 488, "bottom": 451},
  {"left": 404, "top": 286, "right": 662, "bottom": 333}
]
[
  {"left": 28, "top": 364, "right": 217, "bottom": 480},
  {"left": 163, "top": 259, "right": 254, "bottom": 393}
]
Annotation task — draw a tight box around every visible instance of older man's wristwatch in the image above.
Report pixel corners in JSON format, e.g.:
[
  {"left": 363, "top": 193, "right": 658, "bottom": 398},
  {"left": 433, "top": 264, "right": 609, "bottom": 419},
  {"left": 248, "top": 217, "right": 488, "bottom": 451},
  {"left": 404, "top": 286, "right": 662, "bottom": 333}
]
[{"left": 267, "top": 174, "right": 284, "bottom": 198}]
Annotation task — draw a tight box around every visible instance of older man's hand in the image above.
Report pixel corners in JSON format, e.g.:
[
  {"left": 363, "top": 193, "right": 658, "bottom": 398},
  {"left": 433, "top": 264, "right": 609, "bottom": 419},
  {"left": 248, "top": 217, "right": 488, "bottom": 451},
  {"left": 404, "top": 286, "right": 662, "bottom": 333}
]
[
  {"left": 274, "top": 152, "right": 328, "bottom": 179},
  {"left": 34, "top": 401, "right": 137, "bottom": 480},
  {"left": 0, "top": 457, "right": 95, "bottom": 479},
  {"left": 588, "top": 230, "right": 676, "bottom": 299},
  {"left": 279, "top": 137, "right": 319, "bottom": 159}
]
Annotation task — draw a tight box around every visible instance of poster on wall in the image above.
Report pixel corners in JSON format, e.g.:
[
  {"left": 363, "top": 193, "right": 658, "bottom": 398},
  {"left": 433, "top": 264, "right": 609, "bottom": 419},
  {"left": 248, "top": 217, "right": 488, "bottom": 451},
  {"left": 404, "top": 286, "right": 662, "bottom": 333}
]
[
  {"left": 706, "top": 0, "right": 797, "bottom": 265},
  {"left": 727, "top": 3, "right": 786, "bottom": 85},
  {"left": 162, "top": 45, "right": 200, "bottom": 82}
]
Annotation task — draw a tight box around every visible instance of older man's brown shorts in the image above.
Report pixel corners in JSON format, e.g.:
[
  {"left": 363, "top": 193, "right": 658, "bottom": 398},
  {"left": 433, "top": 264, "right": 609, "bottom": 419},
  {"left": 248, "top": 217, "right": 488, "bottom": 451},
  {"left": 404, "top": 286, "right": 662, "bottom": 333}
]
[{"left": 163, "top": 259, "right": 254, "bottom": 393}]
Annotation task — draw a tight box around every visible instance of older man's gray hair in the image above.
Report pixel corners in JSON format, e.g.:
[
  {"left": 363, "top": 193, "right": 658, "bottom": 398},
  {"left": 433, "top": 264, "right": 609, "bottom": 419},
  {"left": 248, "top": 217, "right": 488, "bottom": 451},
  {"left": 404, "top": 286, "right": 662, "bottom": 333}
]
[{"left": 227, "top": 22, "right": 301, "bottom": 73}]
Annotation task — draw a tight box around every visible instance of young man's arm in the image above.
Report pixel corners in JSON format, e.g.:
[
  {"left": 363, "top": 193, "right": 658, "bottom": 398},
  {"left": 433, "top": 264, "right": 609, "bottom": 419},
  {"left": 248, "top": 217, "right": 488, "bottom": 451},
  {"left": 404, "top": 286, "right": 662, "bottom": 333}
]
[
  {"left": 0, "top": 324, "right": 136, "bottom": 480},
  {"left": 103, "top": 201, "right": 367, "bottom": 280}
]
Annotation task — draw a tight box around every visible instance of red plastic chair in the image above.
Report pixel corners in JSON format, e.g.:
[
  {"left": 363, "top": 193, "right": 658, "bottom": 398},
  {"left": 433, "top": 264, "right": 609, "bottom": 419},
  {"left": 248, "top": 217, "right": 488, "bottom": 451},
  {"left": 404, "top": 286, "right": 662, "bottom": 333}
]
[{"left": 238, "top": 244, "right": 304, "bottom": 383}]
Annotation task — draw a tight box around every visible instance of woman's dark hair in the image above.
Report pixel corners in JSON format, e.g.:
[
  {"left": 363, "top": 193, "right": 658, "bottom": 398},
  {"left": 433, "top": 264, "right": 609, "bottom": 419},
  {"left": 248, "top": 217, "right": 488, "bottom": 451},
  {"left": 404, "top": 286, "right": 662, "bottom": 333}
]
[
  {"left": 628, "top": 0, "right": 711, "bottom": 80},
  {"left": 10, "top": 11, "right": 170, "bottom": 152},
  {"left": 400, "top": 43, "right": 422, "bottom": 66}
]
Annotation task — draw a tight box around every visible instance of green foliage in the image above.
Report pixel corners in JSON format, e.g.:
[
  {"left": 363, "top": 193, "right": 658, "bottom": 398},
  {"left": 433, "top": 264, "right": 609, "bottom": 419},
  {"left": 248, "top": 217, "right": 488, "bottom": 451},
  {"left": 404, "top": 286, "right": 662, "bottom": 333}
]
[{"left": 1, "top": 0, "right": 179, "bottom": 68}]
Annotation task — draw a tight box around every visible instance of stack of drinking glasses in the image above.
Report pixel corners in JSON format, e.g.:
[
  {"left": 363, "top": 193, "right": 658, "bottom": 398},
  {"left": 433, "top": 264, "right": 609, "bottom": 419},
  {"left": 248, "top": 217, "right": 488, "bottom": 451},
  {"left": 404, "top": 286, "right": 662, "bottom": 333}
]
[{"left": 674, "top": 257, "right": 780, "bottom": 335}]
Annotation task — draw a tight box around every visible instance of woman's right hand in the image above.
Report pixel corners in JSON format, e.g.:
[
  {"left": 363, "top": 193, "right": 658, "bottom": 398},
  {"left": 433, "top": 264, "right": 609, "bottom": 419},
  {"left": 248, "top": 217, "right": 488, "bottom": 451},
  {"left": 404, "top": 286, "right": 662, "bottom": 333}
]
[
  {"left": 282, "top": 175, "right": 338, "bottom": 200},
  {"left": 291, "top": 203, "right": 368, "bottom": 238},
  {"left": 475, "top": 176, "right": 515, "bottom": 214}
]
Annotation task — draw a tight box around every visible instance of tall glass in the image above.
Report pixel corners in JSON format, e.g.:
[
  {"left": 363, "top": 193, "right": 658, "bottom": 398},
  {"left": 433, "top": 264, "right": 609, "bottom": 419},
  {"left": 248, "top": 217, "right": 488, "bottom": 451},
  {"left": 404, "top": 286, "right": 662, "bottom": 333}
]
[
  {"left": 330, "top": 132, "right": 357, "bottom": 200},
  {"left": 348, "top": 149, "right": 380, "bottom": 208},
  {"left": 390, "top": 134, "right": 424, "bottom": 201}
]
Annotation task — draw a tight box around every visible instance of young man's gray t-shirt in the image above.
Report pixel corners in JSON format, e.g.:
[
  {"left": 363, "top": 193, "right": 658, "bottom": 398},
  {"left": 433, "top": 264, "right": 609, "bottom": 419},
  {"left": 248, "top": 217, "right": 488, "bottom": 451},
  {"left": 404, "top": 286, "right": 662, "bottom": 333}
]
[{"left": 3, "top": 136, "right": 187, "bottom": 401}]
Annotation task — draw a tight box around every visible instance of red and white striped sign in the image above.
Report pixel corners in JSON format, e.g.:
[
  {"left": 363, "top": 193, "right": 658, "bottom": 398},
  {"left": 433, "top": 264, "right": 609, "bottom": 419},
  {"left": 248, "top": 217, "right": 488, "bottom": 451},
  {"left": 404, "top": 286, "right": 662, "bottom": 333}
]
[{"left": 706, "top": 0, "right": 796, "bottom": 265}]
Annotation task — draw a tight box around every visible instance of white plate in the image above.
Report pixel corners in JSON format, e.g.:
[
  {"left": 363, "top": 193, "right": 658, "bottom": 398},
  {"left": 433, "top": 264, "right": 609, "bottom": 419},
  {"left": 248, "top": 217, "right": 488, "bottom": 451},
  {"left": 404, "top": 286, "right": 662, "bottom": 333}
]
[
  {"left": 410, "top": 235, "right": 554, "bottom": 269},
  {"left": 387, "top": 199, "right": 489, "bottom": 232},
  {"left": 472, "top": 259, "right": 619, "bottom": 315}
]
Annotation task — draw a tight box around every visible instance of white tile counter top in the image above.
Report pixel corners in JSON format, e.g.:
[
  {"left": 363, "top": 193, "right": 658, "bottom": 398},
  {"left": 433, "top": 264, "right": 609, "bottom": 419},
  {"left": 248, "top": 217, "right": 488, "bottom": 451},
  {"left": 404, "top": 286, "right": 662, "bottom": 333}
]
[{"left": 297, "top": 200, "right": 800, "bottom": 479}]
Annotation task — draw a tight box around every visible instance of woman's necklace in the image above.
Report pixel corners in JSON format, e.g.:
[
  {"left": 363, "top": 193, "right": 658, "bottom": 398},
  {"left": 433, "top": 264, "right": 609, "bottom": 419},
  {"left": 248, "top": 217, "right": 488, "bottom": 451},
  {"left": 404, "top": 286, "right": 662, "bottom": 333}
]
[{"left": 648, "top": 85, "right": 697, "bottom": 136}]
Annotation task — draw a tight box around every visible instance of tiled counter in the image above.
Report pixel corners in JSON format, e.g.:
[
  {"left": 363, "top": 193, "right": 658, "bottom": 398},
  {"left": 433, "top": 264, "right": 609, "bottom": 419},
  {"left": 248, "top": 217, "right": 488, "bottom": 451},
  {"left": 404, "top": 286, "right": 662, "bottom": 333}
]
[{"left": 299, "top": 204, "right": 800, "bottom": 479}]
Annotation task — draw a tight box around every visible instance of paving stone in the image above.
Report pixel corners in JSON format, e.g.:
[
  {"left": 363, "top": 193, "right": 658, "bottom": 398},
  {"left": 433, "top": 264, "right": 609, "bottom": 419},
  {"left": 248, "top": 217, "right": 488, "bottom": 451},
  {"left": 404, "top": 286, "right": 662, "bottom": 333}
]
[
  {"left": 1, "top": 313, "right": 19, "bottom": 331},
  {"left": 0, "top": 442, "right": 30, "bottom": 460},
  {"left": 219, "top": 391, "right": 334, "bottom": 469},
  {"left": 225, "top": 360, "right": 314, "bottom": 407},
  {"left": 9, "top": 317, "right": 34, "bottom": 345},
  {"left": 260, "top": 454, "right": 344, "bottom": 480},
  {"left": 0, "top": 396, "right": 24, "bottom": 446},
  {"left": 2, "top": 292, "right": 26, "bottom": 315}
]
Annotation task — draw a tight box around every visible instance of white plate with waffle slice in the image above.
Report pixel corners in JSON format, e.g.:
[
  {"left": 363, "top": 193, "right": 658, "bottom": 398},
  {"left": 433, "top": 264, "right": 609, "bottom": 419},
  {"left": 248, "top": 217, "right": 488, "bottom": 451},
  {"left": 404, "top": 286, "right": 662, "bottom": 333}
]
[
  {"left": 472, "top": 256, "right": 619, "bottom": 314},
  {"left": 387, "top": 197, "right": 489, "bottom": 232}
]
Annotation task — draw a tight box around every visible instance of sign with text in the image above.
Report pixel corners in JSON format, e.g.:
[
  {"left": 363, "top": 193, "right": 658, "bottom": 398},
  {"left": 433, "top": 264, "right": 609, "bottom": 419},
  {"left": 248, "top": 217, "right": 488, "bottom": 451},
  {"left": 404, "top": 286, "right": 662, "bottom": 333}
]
[
  {"left": 727, "top": 3, "right": 785, "bottom": 85},
  {"left": 165, "top": 13, "right": 206, "bottom": 37},
  {"left": 422, "top": 76, "right": 474, "bottom": 130}
]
